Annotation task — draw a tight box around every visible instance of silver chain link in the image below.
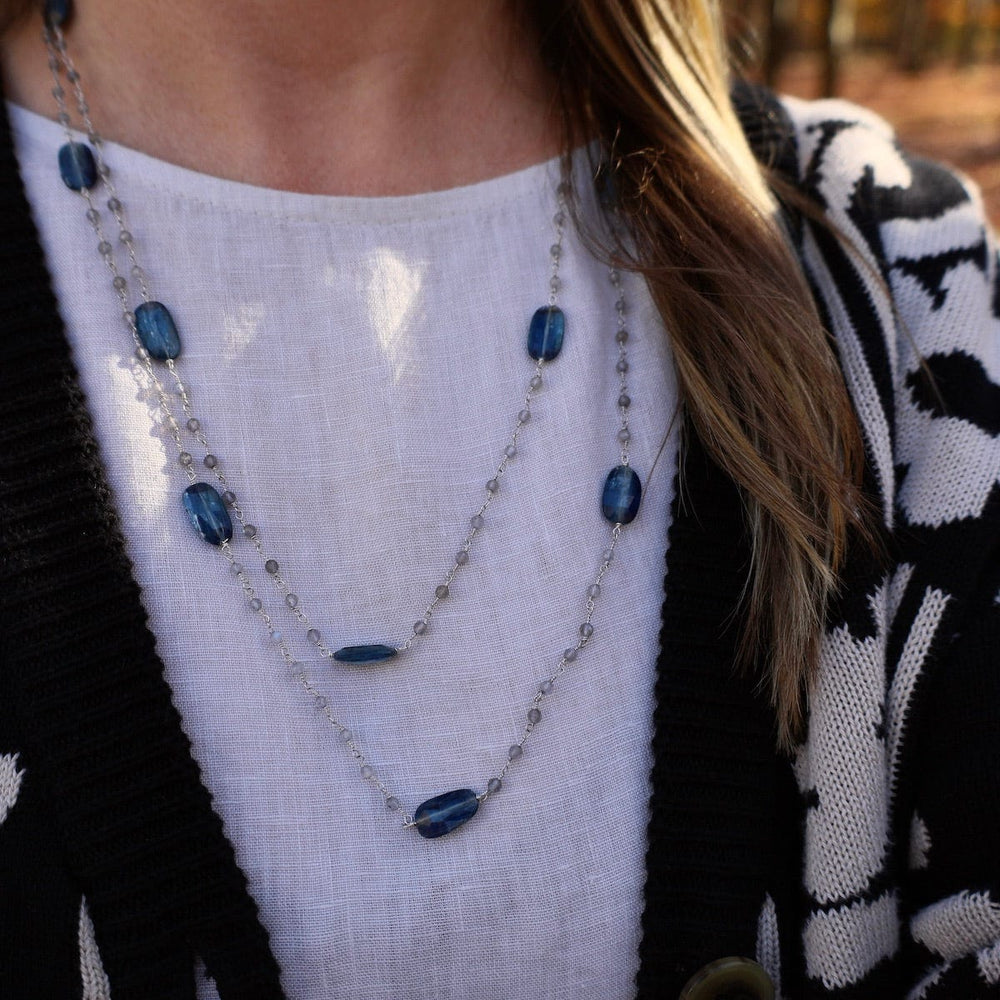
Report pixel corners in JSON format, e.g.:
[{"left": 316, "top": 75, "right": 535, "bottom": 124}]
[{"left": 43, "top": 17, "right": 638, "bottom": 832}]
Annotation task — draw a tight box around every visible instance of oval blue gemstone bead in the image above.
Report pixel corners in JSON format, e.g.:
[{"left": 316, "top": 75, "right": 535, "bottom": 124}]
[
  {"left": 182, "top": 483, "right": 233, "bottom": 545},
  {"left": 135, "top": 301, "right": 182, "bottom": 361},
  {"left": 527, "top": 306, "right": 565, "bottom": 361},
  {"left": 601, "top": 465, "right": 642, "bottom": 524},
  {"left": 45, "top": 0, "right": 73, "bottom": 26},
  {"left": 58, "top": 142, "right": 97, "bottom": 191},
  {"left": 413, "top": 788, "right": 480, "bottom": 839},
  {"left": 332, "top": 644, "right": 398, "bottom": 664}
]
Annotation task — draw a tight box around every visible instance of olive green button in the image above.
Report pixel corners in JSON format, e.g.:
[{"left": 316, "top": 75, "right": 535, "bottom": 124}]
[{"left": 679, "top": 956, "right": 775, "bottom": 1000}]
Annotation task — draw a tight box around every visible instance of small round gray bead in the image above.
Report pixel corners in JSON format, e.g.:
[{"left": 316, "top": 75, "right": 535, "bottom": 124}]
[
  {"left": 529, "top": 375, "right": 543, "bottom": 390},
  {"left": 487, "top": 778, "right": 502, "bottom": 794},
  {"left": 616, "top": 328, "right": 629, "bottom": 344},
  {"left": 527, "top": 708, "right": 542, "bottom": 725},
  {"left": 539, "top": 680, "right": 554, "bottom": 695},
  {"left": 221, "top": 491, "right": 236, "bottom": 504},
  {"left": 112, "top": 275, "right": 127, "bottom": 291},
  {"left": 230, "top": 562, "right": 244, "bottom": 576},
  {"left": 580, "top": 622, "right": 595, "bottom": 638},
  {"left": 265, "top": 559, "right": 279, "bottom": 575},
  {"left": 588, "top": 584, "right": 601, "bottom": 598},
  {"left": 285, "top": 593, "right": 299, "bottom": 608},
  {"left": 341, "top": 729, "right": 353, "bottom": 743},
  {"left": 118, "top": 230, "right": 133, "bottom": 245},
  {"left": 243, "top": 524, "right": 258, "bottom": 539},
  {"left": 602, "top": 548, "right": 615, "bottom": 562},
  {"left": 386, "top": 796, "right": 402, "bottom": 812},
  {"left": 307, "top": 628, "right": 321, "bottom": 644},
  {"left": 97, "top": 241, "right": 113, "bottom": 257},
  {"left": 203, "top": 454, "right": 218, "bottom": 469},
  {"left": 564, "top": 647, "right": 578, "bottom": 662},
  {"left": 486, "top": 479, "right": 500, "bottom": 493},
  {"left": 270, "top": 630, "right": 283, "bottom": 643},
  {"left": 618, "top": 428, "right": 631, "bottom": 443},
  {"left": 107, "top": 197, "right": 122, "bottom": 212},
  {"left": 85, "top": 208, "right": 99, "bottom": 224},
  {"left": 616, "top": 359, "right": 629, "bottom": 373},
  {"left": 249, "top": 598, "right": 262, "bottom": 611},
  {"left": 315, "top": 695, "right": 328, "bottom": 710},
  {"left": 177, "top": 451, "right": 193, "bottom": 466},
  {"left": 413, "top": 620, "right": 428, "bottom": 635},
  {"left": 550, "top": 243, "right": 562, "bottom": 258},
  {"left": 435, "top": 584, "right": 449, "bottom": 599},
  {"left": 186, "top": 417, "right": 200, "bottom": 432},
  {"left": 504, "top": 444, "right": 517, "bottom": 459},
  {"left": 470, "top": 515, "right": 485, "bottom": 530},
  {"left": 508, "top": 745, "right": 523, "bottom": 761},
  {"left": 455, "top": 550, "right": 469, "bottom": 566},
  {"left": 518, "top": 409, "right": 531, "bottom": 423},
  {"left": 360, "top": 765, "right": 374, "bottom": 779},
  {"left": 618, "top": 393, "right": 631, "bottom": 408}
]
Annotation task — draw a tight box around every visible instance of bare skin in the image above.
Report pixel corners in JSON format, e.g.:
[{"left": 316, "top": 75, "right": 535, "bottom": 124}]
[{"left": 0, "top": 1, "right": 561, "bottom": 194}]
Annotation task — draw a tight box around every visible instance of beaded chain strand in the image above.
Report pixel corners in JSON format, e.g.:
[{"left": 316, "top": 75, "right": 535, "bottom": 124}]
[{"left": 41, "top": 0, "right": 644, "bottom": 838}]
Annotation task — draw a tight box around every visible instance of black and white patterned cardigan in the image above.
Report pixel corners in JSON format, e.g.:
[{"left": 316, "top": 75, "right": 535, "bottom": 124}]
[{"left": 1, "top": 88, "right": 998, "bottom": 999}]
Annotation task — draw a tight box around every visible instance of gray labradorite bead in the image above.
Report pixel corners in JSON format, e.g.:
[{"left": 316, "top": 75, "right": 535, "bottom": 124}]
[
  {"left": 332, "top": 644, "right": 398, "bottom": 664},
  {"left": 135, "top": 301, "right": 182, "bottom": 360},
  {"left": 527, "top": 306, "right": 565, "bottom": 361},
  {"left": 58, "top": 142, "right": 97, "bottom": 191},
  {"left": 182, "top": 482, "right": 233, "bottom": 545},
  {"left": 601, "top": 465, "right": 642, "bottom": 524},
  {"left": 413, "top": 788, "right": 480, "bottom": 839}
]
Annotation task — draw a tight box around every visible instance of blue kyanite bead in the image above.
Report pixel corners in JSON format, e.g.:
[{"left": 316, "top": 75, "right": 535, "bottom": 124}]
[
  {"left": 182, "top": 483, "right": 233, "bottom": 545},
  {"left": 45, "top": 0, "right": 73, "bottom": 27},
  {"left": 601, "top": 465, "right": 642, "bottom": 524},
  {"left": 332, "top": 644, "right": 399, "bottom": 664},
  {"left": 57, "top": 142, "right": 97, "bottom": 191},
  {"left": 413, "top": 788, "right": 480, "bottom": 839},
  {"left": 527, "top": 306, "right": 565, "bottom": 361},
  {"left": 135, "top": 301, "right": 182, "bottom": 360}
]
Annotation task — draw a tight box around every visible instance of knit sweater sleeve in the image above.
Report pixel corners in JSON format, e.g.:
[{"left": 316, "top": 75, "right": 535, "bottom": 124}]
[
  {"left": 878, "top": 132, "right": 1000, "bottom": 1000},
  {"left": 782, "top": 95, "right": 1000, "bottom": 997}
]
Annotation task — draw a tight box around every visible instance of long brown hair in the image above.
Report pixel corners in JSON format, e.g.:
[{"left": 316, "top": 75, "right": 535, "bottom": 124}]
[
  {"left": 1, "top": 0, "right": 868, "bottom": 746},
  {"left": 531, "top": 0, "right": 869, "bottom": 747}
]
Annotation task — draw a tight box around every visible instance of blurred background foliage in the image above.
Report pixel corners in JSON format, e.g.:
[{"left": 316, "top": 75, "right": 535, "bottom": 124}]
[{"left": 724, "top": 0, "right": 1000, "bottom": 222}]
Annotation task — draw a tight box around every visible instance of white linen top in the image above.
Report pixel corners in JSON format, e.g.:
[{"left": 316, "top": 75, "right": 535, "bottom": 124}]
[{"left": 11, "top": 102, "right": 678, "bottom": 1000}]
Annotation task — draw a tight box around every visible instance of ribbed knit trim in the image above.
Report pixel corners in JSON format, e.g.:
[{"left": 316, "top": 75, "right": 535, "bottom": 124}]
[
  {"left": 636, "top": 427, "right": 784, "bottom": 996},
  {"left": 0, "top": 98, "right": 284, "bottom": 999}
]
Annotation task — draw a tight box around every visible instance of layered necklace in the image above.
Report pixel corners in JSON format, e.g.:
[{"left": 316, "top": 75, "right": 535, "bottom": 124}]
[{"left": 41, "top": 0, "right": 645, "bottom": 839}]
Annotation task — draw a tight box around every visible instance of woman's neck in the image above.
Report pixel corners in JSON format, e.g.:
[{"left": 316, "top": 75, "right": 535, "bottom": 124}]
[{"left": 0, "top": 0, "right": 561, "bottom": 194}]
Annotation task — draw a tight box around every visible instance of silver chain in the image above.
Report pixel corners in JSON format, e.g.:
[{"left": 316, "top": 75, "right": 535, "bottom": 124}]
[{"left": 43, "top": 15, "right": 638, "bottom": 831}]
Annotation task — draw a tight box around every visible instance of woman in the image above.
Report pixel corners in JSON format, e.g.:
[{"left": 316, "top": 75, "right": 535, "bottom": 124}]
[{"left": 0, "top": 0, "right": 997, "bottom": 997}]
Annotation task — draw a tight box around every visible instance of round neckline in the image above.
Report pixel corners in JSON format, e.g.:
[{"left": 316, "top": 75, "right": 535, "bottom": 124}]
[{"left": 8, "top": 101, "right": 582, "bottom": 225}]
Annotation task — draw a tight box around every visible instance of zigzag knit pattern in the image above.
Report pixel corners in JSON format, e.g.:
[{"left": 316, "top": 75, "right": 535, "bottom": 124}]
[{"left": 764, "top": 96, "right": 1000, "bottom": 999}]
